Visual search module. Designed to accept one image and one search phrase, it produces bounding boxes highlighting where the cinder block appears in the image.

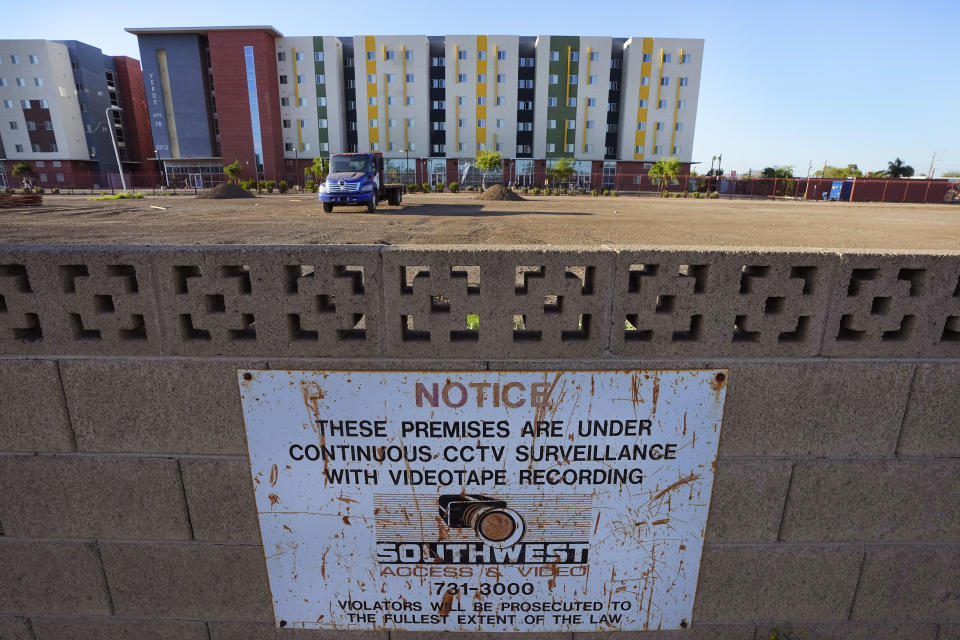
[151,246,383,357]
[705,460,792,543]
[0,359,73,452]
[0,247,163,356]
[781,460,960,542]
[573,624,755,639]
[610,249,837,358]
[899,364,960,456]
[924,260,960,358]
[60,359,263,454]
[720,362,913,456]
[822,254,957,358]
[396,634,569,640]
[180,458,260,543]
[853,546,960,621]
[0,616,32,640]
[32,617,209,640]
[693,545,861,621]
[0,455,190,539]
[209,621,388,640]
[756,622,937,640]
[939,624,960,640]
[100,542,271,619]
[382,246,615,359]
[0,540,111,615]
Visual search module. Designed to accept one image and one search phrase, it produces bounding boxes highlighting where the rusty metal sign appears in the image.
[238,369,727,632]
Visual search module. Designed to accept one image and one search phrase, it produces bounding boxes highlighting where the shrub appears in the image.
[532,187,541,195]
[239,179,254,191]
[448,181,459,193]
[434,183,444,193]
[265,180,277,193]
[51,187,60,194]
[421,183,430,193]
[88,192,144,201]
[4,187,13,194]
[305,180,316,193]
[522,187,529,194]
[34,187,45,194]
[693,191,701,199]
[20,187,34,194]
[277,180,289,194]
[709,191,719,199]
[256,180,267,191]
[603,189,611,196]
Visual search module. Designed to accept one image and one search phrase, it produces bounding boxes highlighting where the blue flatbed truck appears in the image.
[317,152,405,212]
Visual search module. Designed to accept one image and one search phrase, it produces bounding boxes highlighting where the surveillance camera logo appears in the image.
[439,494,525,549]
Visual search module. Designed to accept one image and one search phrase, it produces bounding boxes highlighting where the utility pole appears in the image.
[804,160,812,200]
[927,151,936,179]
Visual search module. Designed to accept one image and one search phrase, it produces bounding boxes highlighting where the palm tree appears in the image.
[11,162,34,188]
[474,150,503,190]
[887,158,914,179]
[223,160,243,185]
[648,158,681,193]
[546,157,575,189]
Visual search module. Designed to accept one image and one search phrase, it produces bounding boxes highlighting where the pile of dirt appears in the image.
[197,183,255,199]
[475,184,525,201]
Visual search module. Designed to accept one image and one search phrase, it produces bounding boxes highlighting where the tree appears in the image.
[648,157,681,192]
[942,170,960,178]
[887,158,914,178]
[223,160,242,185]
[867,170,890,178]
[814,164,862,178]
[310,157,329,183]
[545,157,575,188]
[11,162,34,188]
[474,150,503,190]
[761,166,794,178]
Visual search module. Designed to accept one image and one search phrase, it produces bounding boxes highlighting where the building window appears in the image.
[283,119,291,128]
[433,121,446,130]
[497,50,506,60]
[405,73,414,82]
[640,77,649,86]
[16,78,25,87]
[2,99,11,108]
[678,99,687,109]
[35,161,44,167]
[609,81,619,90]
[386,96,396,105]
[405,50,413,61]
[367,74,376,83]
[457,50,467,60]
[496,118,504,128]
[477,96,486,106]
[10,55,19,64]
[29,55,39,64]
[457,73,467,83]
[346,100,355,109]
[298,97,306,106]
[279,75,288,84]
[385,50,395,60]
[637,122,646,131]
[518,144,532,154]
[408,142,416,151]
[21,99,30,109]
[519,79,533,89]
[369,118,378,127]
[565,143,575,152]
[550,51,559,61]
[432,143,446,153]
[547,97,557,107]
[642,53,652,63]
[296,74,304,84]
[32,144,41,152]
[549,74,559,84]
[654,145,662,155]
[317,96,326,106]
[569,75,578,85]
[567,98,576,107]
[385,73,395,83]
[368,96,377,105]
[38,173,47,182]
[457,96,464,105]
[301,142,311,151]
[406,118,415,127]
[318,118,328,127]
[681,53,691,63]
[432,100,446,109]
[52,161,61,167]
[294,51,303,61]
[608,103,618,112]
[497,73,506,83]
[457,142,465,152]
[277,52,286,61]
[346,80,355,88]
[655,121,663,131]
[298,119,307,128]
[519,57,535,67]
[477,50,486,61]
[388,142,397,151]
[547,143,555,152]
[638,99,648,108]
[319,142,329,151]
[432,57,445,66]
[345,58,354,68]
[367,51,376,60]
[569,51,579,62]
[658,99,667,109]
[673,146,681,155]
[477,73,486,82]
[349,122,356,131]
[14,144,23,152]
[315,51,324,62]
[432,79,445,88]
[370,142,379,151]
[0,79,6,88]
[675,122,683,131]
[634,145,644,154]
[547,119,556,129]
[281,97,290,106]
[496,96,505,106]
[477,118,485,127]
[477,142,485,151]
[284,143,294,151]
[495,142,503,151]
[518,101,532,110]
[679,77,689,86]
[567,120,575,129]
[9,121,17,130]
[662,53,672,63]
[607,123,618,132]
[587,98,596,107]
[588,75,597,84]
[316,74,326,84]
[610,58,621,69]
[26,121,36,130]
[56,173,64,182]
[585,120,594,129]
[585,144,593,153]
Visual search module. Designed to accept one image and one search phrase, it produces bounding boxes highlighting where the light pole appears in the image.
[400,147,410,184]
[105,106,127,192]
[155,148,168,188]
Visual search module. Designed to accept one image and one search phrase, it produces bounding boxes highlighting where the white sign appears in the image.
[238,369,727,632]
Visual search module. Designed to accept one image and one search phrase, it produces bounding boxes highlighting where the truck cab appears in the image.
[318,152,403,212]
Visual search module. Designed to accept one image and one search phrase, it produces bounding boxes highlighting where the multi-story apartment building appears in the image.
[128,27,703,189]
[0,39,155,189]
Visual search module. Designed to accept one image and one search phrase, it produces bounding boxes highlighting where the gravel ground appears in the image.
[0,192,957,250]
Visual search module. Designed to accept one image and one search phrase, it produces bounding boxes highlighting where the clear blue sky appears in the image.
[6,0,958,175]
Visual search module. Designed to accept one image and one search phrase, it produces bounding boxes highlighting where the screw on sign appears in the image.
[237,369,728,632]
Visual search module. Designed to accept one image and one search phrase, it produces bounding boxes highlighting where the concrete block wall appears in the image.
[1,245,958,640]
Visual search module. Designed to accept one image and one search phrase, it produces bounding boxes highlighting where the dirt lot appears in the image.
[0,192,958,250]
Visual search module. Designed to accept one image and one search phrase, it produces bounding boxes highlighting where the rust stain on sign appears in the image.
[651,473,700,503]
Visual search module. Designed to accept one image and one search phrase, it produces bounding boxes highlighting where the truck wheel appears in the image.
[366,196,377,213]
[322,202,333,213]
